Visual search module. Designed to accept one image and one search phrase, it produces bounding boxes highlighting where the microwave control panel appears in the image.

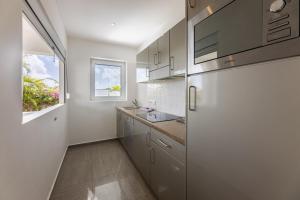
[263,0,299,45]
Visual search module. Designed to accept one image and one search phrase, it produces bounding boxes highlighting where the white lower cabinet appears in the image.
[131,119,151,183]
[122,113,134,156]
[117,111,186,200]
[150,141,186,200]
[149,129,186,200]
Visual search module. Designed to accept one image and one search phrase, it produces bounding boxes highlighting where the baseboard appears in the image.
[68,137,118,148]
[46,146,68,200]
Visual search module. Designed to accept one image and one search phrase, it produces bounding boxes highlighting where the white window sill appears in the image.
[22,104,64,124]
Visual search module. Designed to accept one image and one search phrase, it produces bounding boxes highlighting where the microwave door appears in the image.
[189,0,263,74]
[195,32,218,63]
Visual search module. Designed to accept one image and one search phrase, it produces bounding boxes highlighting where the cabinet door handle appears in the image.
[157,51,161,65]
[188,0,196,8]
[189,86,197,111]
[170,56,175,70]
[154,54,158,65]
[157,139,172,149]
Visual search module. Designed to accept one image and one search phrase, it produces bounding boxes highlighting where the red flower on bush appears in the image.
[50,91,59,100]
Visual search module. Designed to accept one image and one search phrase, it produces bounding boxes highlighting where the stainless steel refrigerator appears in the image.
[187,1,300,199]
[187,59,300,199]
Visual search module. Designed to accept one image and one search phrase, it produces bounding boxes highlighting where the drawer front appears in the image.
[151,128,185,164]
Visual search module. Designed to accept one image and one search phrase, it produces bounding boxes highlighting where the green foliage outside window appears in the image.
[23,64,59,112]
[111,85,121,91]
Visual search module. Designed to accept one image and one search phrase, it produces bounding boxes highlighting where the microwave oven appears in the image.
[188,0,300,74]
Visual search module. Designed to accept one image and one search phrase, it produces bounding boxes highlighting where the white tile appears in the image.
[137,79,185,116]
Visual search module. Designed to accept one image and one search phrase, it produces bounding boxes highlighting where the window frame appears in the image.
[22,1,66,123]
[90,58,127,102]
[22,1,66,62]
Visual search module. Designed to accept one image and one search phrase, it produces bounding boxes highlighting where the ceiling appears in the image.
[56,0,185,48]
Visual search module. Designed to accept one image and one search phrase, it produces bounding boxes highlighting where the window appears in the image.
[22,14,64,120]
[90,58,127,101]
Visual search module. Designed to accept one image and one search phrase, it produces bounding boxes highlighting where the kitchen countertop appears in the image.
[116,107,186,145]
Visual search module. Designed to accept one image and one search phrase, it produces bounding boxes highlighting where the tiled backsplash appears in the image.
[136,78,186,117]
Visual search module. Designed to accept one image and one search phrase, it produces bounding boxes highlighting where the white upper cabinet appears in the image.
[136,18,187,81]
[136,48,149,83]
[157,31,170,69]
[148,41,158,71]
[148,31,170,71]
[170,19,187,76]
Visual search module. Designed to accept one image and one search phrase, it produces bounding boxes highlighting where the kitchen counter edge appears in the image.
[116,107,186,145]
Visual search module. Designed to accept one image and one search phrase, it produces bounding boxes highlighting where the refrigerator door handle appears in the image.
[189,86,197,111]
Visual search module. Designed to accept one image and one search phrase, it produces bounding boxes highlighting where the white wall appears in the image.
[138,2,185,52]
[67,37,137,145]
[0,0,68,200]
[137,78,186,117]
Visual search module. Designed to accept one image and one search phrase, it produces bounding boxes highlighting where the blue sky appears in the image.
[39,55,59,81]
[95,64,120,89]
[23,54,59,87]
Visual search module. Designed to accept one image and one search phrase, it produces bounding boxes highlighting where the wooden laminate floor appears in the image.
[50,140,156,200]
